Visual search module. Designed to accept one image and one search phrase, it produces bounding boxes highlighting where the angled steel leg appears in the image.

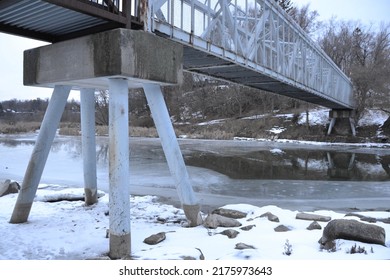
[80,88,98,205]
[143,83,201,227]
[327,118,336,136]
[10,85,71,224]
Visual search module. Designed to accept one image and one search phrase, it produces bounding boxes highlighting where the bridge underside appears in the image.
[183,47,348,109]
[0,0,140,42]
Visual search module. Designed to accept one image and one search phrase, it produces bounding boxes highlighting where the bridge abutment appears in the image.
[327,109,356,136]
[12,28,200,259]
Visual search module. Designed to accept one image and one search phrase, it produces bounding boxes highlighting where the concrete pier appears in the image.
[23,28,183,89]
[17,28,197,258]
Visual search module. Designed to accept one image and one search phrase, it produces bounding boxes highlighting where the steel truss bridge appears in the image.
[0,0,354,108]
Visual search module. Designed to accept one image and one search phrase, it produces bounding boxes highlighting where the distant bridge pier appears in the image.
[327,109,356,136]
[11,28,199,259]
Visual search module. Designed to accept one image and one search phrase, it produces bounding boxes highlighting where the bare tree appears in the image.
[319,21,390,119]
[95,90,109,125]
[289,3,320,34]
[275,0,294,13]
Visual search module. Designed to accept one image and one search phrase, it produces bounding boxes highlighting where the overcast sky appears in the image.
[0,0,389,102]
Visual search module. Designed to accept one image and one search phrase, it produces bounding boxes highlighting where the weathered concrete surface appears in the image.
[24,28,183,88]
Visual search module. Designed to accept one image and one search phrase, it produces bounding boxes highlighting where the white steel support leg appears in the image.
[143,84,201,227]
[327,118,336,136]
[349,117,356,136]
[80,88,98,205]
[108,78,131,259]
[10,85,71,223]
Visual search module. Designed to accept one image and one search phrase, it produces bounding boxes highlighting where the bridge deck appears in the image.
[0,0,140,42]
[183,46,345,109]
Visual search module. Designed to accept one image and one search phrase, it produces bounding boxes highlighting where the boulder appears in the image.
[204,214,242,229]
[235,243,256,250]
[219,229,240,239]
[240,224,256,231]
[260,212,280,222]
[296,212,331,222]
[274,225,291,232]
[144,232,166,245]
[319,219,386,246]
[307,221,322,230]
[212,208,247,219]
[0,179,19,197]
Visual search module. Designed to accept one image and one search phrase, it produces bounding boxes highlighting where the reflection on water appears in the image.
[1,135,390,183]
[184,149,390,181]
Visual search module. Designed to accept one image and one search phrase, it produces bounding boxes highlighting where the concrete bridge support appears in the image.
[13,28,199,259]
[327,109,356,136]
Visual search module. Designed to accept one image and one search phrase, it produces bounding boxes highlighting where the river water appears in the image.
[1,133,389,212]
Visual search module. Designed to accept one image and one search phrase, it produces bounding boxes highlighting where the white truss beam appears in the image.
[149,0,354,109]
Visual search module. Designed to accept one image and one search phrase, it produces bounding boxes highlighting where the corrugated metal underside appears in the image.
[0,0,121,41]
[183,46,348,109]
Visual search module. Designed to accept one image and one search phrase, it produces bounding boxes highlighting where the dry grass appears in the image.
[130,126,158,138]
[0,122,41,134]
[58,124,159,138]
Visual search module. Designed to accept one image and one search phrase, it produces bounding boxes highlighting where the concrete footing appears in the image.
[183,204,203,227]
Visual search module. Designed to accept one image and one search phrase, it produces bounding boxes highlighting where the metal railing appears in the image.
[87,0,121,13]
[147,0,354,108]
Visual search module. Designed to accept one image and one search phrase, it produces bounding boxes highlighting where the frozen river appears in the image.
[1,133,390,212]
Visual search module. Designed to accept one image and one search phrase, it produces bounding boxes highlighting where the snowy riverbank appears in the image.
[0,185,389,260]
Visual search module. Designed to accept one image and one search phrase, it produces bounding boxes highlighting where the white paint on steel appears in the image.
[143,83,198,205]
[80,88,98,205]
[10,85,71,223]
[108,78,131,256]
[148,0,354,109]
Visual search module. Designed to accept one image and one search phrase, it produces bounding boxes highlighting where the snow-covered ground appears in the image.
[0,185,389,260]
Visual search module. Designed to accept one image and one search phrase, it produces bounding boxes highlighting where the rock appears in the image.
[307,221,322,230]
[235,243,256,250]
[345,213,390,224]
[219,229,240,239]
[319,219,386,246]
[0,179,19,197]
[296,212,331,222]
[274,225,291,232]
[379,218,390,224]
[204,214,242,229]
[320,240,337,251]
[260,212,280,222]
[144,232,166,245]
[240,224,256,231]
[212,208,247,219]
